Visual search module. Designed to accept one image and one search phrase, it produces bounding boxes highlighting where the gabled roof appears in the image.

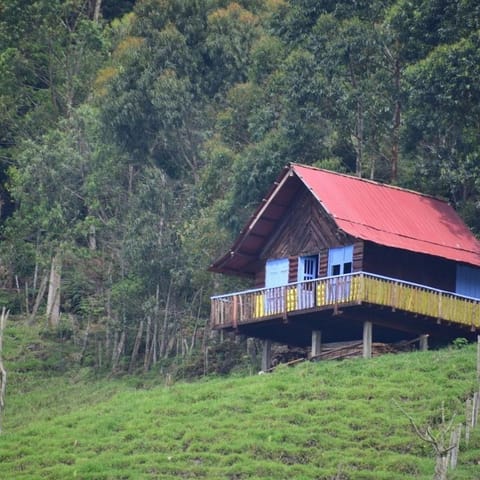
[210,163,480,275]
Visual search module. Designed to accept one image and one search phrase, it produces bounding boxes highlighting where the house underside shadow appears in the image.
[227,304,477,349]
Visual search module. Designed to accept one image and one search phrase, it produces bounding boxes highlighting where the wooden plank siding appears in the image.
[319,249,328,277]
[263,189,350,259]
[253,189,360,288]
[289,256,298,284]
[353,241,364,272]
[211,272,480,332]
[363,243,456,292]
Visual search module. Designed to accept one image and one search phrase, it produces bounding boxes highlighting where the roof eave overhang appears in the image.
[208,164,301,276]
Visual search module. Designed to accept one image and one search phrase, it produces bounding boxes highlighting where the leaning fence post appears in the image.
[465,397,472,445]
[477,335,480,385]
[473,391,479,429]
[448,424,462,470]
[0,307,9,433]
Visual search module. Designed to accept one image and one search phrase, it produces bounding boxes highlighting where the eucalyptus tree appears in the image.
[385,0,480,229]
[403,33,480,231]
[4,111,96,325]
[0,0,108,134]
[94,0,264,368]
[0,0,110,232]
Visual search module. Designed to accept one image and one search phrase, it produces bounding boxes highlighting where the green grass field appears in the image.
[1,321,479,479]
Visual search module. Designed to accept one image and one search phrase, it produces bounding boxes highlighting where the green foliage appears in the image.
[0,0,108,136]
[2,0,480,374]
[451,337,469,350]
[205,3,261,92]
[402,31,480,228]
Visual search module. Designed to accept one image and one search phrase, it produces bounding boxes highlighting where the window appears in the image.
[328,246,354,276]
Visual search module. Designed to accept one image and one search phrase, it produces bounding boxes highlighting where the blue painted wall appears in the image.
[456,264,480,299]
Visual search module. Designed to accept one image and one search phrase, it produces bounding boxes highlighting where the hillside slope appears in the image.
[1,322,479,479]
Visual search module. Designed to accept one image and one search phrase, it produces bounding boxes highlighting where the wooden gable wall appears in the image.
[254,187,363,287]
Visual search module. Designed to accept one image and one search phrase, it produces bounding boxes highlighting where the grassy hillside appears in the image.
[1,321,479,479]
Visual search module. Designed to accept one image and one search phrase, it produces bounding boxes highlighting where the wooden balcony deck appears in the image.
[211,272,480,331]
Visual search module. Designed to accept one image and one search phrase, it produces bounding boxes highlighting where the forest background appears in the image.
[0,0,479,375]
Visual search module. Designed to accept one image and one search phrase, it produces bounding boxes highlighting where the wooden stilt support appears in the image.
[419,334,429,351]
[262,339,272,372]
[363,321,372,359]
[311,330,322,358]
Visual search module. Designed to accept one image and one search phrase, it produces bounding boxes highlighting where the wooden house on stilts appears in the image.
[209,163,480,370]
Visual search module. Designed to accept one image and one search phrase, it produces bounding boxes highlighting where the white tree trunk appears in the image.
[46,253,62,327]
[93,0,102,22]
[434,454,448,480]
[28,273,48,325]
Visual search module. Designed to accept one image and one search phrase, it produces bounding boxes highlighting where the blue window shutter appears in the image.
[265,258,289,288]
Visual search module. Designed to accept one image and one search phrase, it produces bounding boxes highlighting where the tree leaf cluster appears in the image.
[1,0,479,372]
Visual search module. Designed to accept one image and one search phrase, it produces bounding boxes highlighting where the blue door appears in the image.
[265,258,289,314]
[298,255,319,309]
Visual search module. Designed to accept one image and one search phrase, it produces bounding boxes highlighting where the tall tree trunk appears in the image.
[93,0,102,22]
[28,273,48,325]
[111,328,126,373]
[391,57,401,182]
[88,225,97,251]
[152,316,158,366]
[160,281,172,358]
[355,99,364,178]
[189,289,203,354]
[143,316,152,372]
[46,253,62,327]
[129,319,144,373]
[79,321,91,365]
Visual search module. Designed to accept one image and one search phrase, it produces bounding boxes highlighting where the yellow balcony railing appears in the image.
[210,272,480,330]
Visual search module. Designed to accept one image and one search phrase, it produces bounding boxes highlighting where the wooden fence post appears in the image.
[465,397,472,445]
[473,392,479,429]
[477,335,480,385]
[0,308,9,433]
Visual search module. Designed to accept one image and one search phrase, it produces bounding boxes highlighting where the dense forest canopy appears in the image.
[0,0,479,372]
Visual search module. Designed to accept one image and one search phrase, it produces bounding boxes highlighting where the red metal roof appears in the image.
[210,163,480,274]
[293,164,480,267]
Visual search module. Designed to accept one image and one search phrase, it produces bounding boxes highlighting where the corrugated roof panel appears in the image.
[210,164,480,275]
[292,164,480,267]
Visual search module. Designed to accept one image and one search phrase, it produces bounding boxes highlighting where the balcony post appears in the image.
[262,339,272,372]
[311,330,322,358]
[363,321,372,359]
[232,295,238,328]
